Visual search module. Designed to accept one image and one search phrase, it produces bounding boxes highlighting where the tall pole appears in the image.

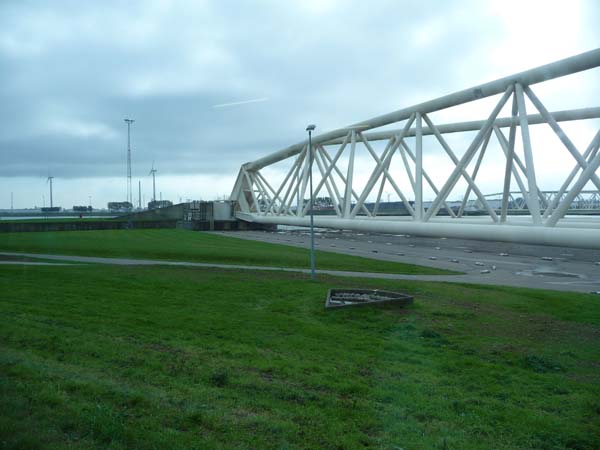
[11,192,13,210]
[124,118,134,205]
[47,176,54,208]
[307,124,316,280]
[152,172,156,202]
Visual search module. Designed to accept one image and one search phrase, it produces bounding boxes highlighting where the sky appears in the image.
[0,0,599,209]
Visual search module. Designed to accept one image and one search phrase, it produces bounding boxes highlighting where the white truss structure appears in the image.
[231,49,600,249]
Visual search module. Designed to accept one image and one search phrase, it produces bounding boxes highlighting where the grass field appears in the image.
[0,229,456,275]
[1,263,599,449]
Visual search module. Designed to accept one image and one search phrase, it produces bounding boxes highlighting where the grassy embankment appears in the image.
[0,229,456,275]
[1,263,599,449]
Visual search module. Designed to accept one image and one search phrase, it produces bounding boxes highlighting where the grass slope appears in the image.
[0,229,456,275]
[1,264,599,449]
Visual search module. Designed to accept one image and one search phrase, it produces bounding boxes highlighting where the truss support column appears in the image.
[415,112,423,221]
[500,92,518,222]
[344,130,357,218]
[515,83,542,224]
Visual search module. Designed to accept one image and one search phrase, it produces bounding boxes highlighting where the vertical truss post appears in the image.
[415,112,423,221]
[500,93,519,222]
[515,83,542,224]
[344,130,357,217]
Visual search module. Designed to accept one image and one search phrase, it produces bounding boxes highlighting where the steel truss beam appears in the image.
[231,49,600,248]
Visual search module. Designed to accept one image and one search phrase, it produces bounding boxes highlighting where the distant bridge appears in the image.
[231,49,600,249]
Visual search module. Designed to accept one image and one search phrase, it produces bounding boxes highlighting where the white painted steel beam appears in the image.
[237,213,600,249]
[324,107,600,145]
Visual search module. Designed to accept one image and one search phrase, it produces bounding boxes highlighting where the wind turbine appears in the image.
[149,162,157,203]
[46,176,54,208]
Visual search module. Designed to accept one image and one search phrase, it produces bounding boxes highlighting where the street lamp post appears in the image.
[124,118,135,206]
[306,124,316,280]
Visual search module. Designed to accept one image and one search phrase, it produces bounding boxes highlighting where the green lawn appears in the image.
[0,229,456,275]
[1,264,598,449]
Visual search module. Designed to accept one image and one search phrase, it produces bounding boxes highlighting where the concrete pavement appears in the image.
[209,229,600,293]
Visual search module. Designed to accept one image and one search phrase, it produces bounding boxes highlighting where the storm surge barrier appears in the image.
[231,49,600,248]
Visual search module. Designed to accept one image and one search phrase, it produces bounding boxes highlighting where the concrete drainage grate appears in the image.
[325,289,413,309]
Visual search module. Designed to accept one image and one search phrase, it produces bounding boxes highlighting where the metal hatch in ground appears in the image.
[325,289,413,309]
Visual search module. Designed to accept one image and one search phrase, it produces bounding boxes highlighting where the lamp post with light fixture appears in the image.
[306,124,316,280]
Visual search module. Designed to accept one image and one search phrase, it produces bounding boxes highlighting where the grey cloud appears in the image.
[0,0,596,206]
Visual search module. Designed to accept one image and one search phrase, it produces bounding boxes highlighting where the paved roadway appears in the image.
[212,229,600,293]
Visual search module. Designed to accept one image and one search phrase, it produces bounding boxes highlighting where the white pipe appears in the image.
[238,213,600,249]
[324,107,600,145]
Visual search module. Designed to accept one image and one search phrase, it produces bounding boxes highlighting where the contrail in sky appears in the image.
[212,97,269,108]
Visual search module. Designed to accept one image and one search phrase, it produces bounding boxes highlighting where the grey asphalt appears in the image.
[209,229,600,293]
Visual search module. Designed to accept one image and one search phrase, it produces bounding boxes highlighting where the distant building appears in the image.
[108,202,133,212]
[148,200,173,210]
[41,206,61,213]
[73,205,92,212]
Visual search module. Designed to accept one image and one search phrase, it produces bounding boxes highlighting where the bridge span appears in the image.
[231,49,600,249]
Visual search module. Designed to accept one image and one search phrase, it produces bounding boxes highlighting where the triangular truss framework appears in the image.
[230,49,600,248]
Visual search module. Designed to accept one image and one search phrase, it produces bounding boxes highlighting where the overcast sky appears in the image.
[1,0,599,209]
